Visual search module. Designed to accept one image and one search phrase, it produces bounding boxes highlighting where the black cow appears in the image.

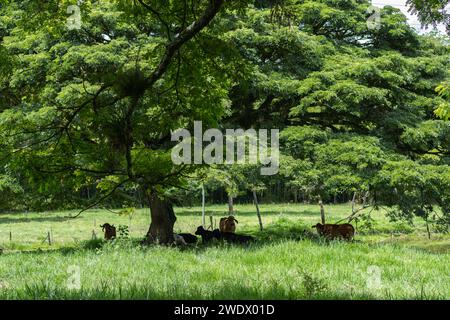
[177,233,198,244]
[195,226,216,243]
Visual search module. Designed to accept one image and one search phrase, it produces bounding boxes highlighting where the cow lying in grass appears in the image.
[177,233,198,244]
[312,223,355,241]
[219,216,238,233]
[174,233,198,245]
[212,229,255,244]
[100,223,116,240]
[195,226,254,244]
[195,226,216,243]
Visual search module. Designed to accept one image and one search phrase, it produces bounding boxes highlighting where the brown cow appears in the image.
[219,216,239,233]
[100,223,116,240]
[312,223,355,241]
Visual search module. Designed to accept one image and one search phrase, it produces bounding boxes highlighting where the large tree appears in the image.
[0,0,246,243]
[220,0,449,227]
[1,0,449,237]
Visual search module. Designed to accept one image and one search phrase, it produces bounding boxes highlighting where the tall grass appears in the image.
[0,204,448,299]
[0,237,448,299]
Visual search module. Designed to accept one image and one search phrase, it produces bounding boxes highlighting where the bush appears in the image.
[256,217,319,242]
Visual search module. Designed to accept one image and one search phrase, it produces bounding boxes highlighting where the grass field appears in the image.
[0,203,449,299]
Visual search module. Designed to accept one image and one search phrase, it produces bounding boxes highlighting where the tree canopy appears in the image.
[0,0,448,240]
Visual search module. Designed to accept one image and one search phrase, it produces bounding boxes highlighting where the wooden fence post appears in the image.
[253,190,263,231]
[209,215,214,230]
[319,198,325,224]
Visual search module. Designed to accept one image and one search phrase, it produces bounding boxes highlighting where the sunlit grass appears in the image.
[0,203,448,299]
[0,203,447,252]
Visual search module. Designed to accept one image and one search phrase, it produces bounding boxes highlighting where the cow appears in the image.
[100,223,116,240]
[195,226,217,243]
[174,234,188,246]
[212,229,255,244]
[312,223,355,241]
[176,233,198,244]
[219,216,239,233]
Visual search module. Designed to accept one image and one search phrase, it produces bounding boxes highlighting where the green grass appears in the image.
[0,203,449,299]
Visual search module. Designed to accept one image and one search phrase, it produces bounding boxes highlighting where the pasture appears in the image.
[0,203,449,299]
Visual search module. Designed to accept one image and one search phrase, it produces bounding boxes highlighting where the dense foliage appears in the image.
[0,0,448,234]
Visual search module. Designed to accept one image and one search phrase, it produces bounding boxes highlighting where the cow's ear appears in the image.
[234,219,238,224]
[311,225,316,228]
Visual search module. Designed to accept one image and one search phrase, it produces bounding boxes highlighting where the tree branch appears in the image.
[144,0,225,89]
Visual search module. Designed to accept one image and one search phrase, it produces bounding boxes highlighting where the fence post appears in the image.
[253,190,263,231]
[209,215,214,230]
[319,198,326,224]
[128,216,131,235]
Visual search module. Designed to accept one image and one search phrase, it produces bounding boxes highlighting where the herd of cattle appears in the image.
[101,215,356,245]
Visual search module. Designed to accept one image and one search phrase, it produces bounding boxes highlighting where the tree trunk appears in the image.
[319,198,325,224]
[144,192,176,244]
[253,190,263,231]
[228,195,234,215]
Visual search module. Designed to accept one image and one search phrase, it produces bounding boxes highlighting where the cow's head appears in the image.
[312,223,324,231]
[195,226,206,235]
[227,216,238,224]
[101,223,111,231]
